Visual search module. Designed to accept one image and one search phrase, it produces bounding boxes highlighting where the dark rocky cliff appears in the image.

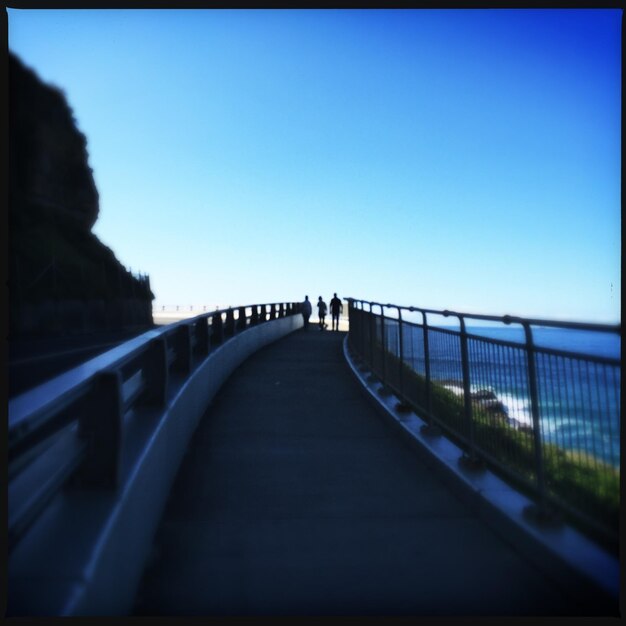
[9,53,154,337]
[9,53,100,231]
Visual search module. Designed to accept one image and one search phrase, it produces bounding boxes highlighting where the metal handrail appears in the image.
[8,301,301,551]
[346,298,621,334]
[346,297,620,551]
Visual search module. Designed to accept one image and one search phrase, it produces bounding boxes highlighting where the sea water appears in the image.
[383,321,621,467]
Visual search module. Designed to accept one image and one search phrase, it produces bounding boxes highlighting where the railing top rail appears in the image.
[165,301,293,320]
[346,297,621,334]
[9,328,162,432]
[9,301,297,433]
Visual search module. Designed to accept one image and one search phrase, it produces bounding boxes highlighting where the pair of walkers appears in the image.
[301,293,343,331]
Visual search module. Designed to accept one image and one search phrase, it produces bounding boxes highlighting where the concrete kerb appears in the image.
[342,337,619,611]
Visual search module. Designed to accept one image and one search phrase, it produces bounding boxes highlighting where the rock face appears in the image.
[9,53,154,337]
[9,53,99,231]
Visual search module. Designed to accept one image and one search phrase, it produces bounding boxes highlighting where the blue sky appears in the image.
[8,9,621,322]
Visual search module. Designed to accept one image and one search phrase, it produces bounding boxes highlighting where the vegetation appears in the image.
[10,209,152,303]
[9,52,153,337]
[376,348,619,550]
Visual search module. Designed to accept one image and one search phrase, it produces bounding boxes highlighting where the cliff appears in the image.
[9,53,154,337]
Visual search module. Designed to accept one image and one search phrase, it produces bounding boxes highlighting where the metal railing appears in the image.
[346,298,620,551]
[8,301,301,552]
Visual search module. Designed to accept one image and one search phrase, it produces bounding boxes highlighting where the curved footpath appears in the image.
[132,329,591,616]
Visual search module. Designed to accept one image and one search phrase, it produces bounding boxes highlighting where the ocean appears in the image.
[382,322,621,467]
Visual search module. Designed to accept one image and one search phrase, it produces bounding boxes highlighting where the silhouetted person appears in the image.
[301,295,312,330]
[317,296,327,331]
[330,293,343,331]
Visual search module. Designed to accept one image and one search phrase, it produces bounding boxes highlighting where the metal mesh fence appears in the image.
[347,299,620,550]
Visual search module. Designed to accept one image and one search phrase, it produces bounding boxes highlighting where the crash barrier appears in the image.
[8,302,303,615]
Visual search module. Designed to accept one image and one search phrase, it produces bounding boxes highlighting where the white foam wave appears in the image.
[497,392,533,428]
[440,383,534,428]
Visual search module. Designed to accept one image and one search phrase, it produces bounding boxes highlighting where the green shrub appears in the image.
[377,348,619,548]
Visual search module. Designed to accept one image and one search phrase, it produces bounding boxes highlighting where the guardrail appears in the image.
[8,303,301,614]
[8,302,301,557]
[346,298,620,551]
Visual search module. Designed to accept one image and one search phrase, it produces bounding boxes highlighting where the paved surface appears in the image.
[132,329,579,616]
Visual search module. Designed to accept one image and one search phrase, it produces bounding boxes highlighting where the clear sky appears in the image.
[8,8,622,322]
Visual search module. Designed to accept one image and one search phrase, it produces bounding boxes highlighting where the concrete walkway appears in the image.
[132,329,580,616]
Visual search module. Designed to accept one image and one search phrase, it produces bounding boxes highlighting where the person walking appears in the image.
[317,296,327,331]
[301,295,312,330]
[330,293,343,331]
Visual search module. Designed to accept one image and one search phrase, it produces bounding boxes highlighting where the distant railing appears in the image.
[346,298,620,551]
[8,302,301,552]
[154,304,223,315]
[153,303,351,321]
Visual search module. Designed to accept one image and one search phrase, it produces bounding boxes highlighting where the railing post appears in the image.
[142,337,169,405]
[237,306,247,331]
[173,324,192,373]
[347,299,355,351]
[395,306,411,412]
[78,369,123,488]
[347,298,356,350]
[380,304,386,385]
[278,303,284,318]
[418,310,439,436]
[225,307,235,337]
[251,306,259,326]
[350,300,357,352]
[194,316,209,356]
[211,311,224,345]
[397,306,404,397]
[459,315,479,465]
[356,300,362,353]
[422,310,438,434]
[523,321,548,516]
[368,302,376,372]
[262,304,269,322]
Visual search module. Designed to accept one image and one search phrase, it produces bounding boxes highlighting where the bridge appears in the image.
[7,301,620,616]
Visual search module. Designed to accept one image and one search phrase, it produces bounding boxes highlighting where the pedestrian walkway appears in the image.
[132,329,580,616]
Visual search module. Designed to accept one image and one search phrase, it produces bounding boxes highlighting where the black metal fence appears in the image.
[347,298,620,551]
